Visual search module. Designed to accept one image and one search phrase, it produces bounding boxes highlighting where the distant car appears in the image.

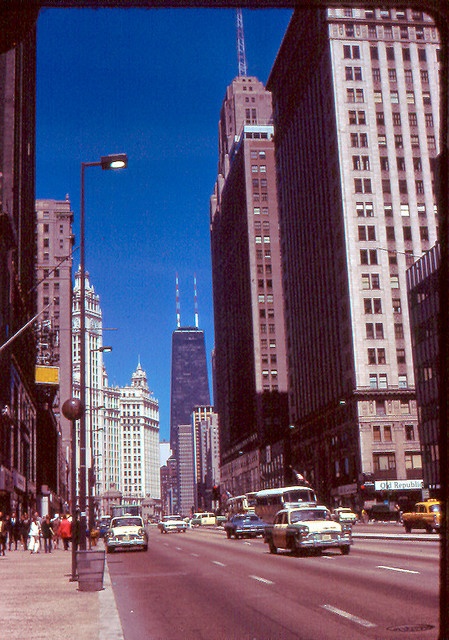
[402,500,442,533]
[190,512,216,526]
[106,515,148,553]
[224,513,267,539]
[99,516,111,538]
[332,507,358,525]
[157,515,187,534]
[368,504,401,522]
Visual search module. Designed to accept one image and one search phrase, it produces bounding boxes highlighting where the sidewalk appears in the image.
[0,540,124,640]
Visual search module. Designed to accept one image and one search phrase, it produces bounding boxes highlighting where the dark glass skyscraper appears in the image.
[170,327,210,458]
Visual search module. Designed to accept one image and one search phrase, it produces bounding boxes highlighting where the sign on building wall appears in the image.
[35,365,59,385]
[374,479,423,492]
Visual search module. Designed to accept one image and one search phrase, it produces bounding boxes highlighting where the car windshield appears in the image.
[112,517,141,528]
[290,509,330,522]
[430,504,441,513]
[165,516,181,521]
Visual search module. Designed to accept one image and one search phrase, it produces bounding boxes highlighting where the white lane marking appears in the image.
[377,565,420,574]
[249,575,274,585]
[175,547,182,551]
[212,560,226,567]
[191,553,200,557]
[321,604,376,628]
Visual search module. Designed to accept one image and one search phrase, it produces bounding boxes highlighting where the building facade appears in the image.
[267,7,440,510]
[119,362,161,504]
[169,325,210,513]
[407,243,440,494]
[35,197,74,514]
[0,29,38,517]
[192,405,220,511]
[210,76,289,496]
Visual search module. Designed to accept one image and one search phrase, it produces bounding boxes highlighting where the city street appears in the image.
[107,525,439,640]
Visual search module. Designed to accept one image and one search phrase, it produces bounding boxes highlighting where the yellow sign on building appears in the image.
[35,365,59,385]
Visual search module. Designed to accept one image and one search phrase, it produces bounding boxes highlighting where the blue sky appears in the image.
[36,7,293,442]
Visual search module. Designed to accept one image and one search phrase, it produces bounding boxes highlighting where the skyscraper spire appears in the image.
[176,273,181,328]
[236,8,248,77]
[194,273,199,329]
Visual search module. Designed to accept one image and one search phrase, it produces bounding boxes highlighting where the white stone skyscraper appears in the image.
[267,7,440,510]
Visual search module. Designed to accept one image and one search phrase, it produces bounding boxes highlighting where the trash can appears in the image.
[76,549,106,592]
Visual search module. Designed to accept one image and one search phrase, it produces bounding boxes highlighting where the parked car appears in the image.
[367,504,400,522]
[263,506,352,556]
[402,500,442,533]
[157,515,187,534]
[332,507,358,525]
[224,513,267,539]
[106,515,148,553]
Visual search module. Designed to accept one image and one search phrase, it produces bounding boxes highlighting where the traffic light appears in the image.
[212,485,220,501]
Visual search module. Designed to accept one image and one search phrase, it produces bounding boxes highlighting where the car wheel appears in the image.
[404,524,412,533]
[269,540,277,554]
[143,545,148,552]
[106,547,113,554]
[425,525,433,533]
[235,534,240,539]
[341,545,350,555]
[226,530,231,539]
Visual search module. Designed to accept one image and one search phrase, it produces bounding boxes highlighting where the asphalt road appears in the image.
[107,526,439,640]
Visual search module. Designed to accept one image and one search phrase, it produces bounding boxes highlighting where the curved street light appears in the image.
[79,154,127,551]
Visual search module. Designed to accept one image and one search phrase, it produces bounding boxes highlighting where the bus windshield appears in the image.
[254,485,317,523]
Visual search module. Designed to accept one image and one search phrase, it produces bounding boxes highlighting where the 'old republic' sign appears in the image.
[374,479,423,491]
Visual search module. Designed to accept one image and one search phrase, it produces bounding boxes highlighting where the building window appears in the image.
[420,226,429,241]
[370,46,379,60]
[373,453,396,471]
[402,47,411,61]
[394,135,403,148]
[427,135,436,150]
[384,204,393,217]
[378,135,387,146]
[386,47,395,61]
[399,180,408,194]
[366,323,374,339]
[376,322,384,339]
[405,425,415,441]
[397,348,406,363]
[418,48,427,62]
[405,453,422,470]
[388,68,397,82]
[393,298,402,314]
[425,113,434,127]
[421,69,429,83]
[390,91,399,104]
[395,323,404,339]
[413,157,422,172]
[369,374,378,389]
[380,156,389,171]
[401,204,410,216]
[392,112,401,126]
[423,92,432,105]
[386,224,395,239]
[390,275,400,289]
[403,226,412,241]
[373,426,381,442]
[382,179,391,194]
[374,90,383,103]
[384,426,392,442]
[416,180,425,195]
[379,374,388,388]
[372,68,381,82]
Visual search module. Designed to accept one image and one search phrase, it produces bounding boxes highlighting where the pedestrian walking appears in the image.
[9,511,20,550]
[20,513,30,551]
[0,512,6,556]
[41,514,54,553]
[28,514,41,554]
[58,514,72,551]
[52,514,61,549]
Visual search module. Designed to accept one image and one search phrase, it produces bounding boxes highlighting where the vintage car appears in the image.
[224,513,267,539]
[157,515,187,534]
[402,499,442,533]
[332,507,358,525]
[190,512,216,526]
[263,506,352,556]
[106,515,148,553]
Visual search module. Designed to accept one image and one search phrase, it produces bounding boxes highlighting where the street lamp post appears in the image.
[79,153,127,550]
[88,345,112,546]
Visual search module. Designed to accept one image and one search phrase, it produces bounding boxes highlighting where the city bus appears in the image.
[225,495,253,516]
[254,485,317,523]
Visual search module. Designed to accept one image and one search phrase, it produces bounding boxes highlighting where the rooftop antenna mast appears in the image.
[194,274,199,329]
[176,273,181,328]
[236,8,248,77]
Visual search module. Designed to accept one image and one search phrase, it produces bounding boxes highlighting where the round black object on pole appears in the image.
[62,398,84,421]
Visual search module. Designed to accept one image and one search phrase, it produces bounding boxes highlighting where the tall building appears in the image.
[169,316,211,512]
[119,362,160,503]
[35,197,74,513]
[407,243,440,494]
[210,75,289,496]
[0,28,38,516]
[267,7,440,510]
[192,405,220,511]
